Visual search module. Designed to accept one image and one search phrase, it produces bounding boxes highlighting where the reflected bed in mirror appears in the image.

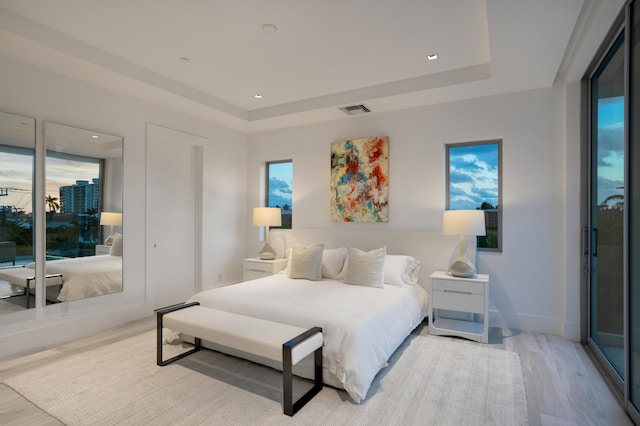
[43,122,123,304]
[0,111,36,314]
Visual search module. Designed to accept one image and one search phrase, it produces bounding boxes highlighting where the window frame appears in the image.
[445,139,502,253]
[265,159,292,229]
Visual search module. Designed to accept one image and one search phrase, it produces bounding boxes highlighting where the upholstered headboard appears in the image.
[270,229,466,288]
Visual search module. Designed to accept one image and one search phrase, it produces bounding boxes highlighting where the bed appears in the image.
[183,229,461,403]
[25,254,122,302]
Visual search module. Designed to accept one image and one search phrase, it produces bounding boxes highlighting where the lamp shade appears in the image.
[100,212,122,226]
[253,207,282,227]
[442,210,486,236]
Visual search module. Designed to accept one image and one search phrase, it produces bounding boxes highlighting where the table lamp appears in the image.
[100,212,122,245]
[253,207,282,260]
[442,210,486,278]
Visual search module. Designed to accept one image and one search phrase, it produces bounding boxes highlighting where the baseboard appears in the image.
[489,310,565,337]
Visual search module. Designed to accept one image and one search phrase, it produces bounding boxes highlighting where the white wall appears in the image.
[247,86,573,337]
[0,55,248,356]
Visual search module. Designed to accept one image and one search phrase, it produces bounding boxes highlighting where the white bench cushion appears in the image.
[0,268,63,288]
[163,306,322,365]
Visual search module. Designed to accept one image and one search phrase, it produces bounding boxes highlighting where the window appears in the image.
[446,140,502,251]
[0,144,34,264]
[46,151,102,258]
[266,160,292,229]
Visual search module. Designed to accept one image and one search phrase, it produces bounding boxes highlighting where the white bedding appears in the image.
[26,255,122,302]
[188,273,428,403]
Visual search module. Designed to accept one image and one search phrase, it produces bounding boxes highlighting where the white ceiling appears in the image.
[0,0,626,133]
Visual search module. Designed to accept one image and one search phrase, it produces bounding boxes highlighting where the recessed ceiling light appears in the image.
[92,135,99,139]
[262,23,277,33]
[254,94,263,99]
[427,53,438,61]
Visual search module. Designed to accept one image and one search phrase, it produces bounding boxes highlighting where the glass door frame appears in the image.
[584,3,637,422]
[586,25,626,395]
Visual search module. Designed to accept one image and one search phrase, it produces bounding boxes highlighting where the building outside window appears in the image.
[446,140,502,251]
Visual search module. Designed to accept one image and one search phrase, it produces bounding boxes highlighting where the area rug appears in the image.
[0,298,24,314]
[4,328,528,425]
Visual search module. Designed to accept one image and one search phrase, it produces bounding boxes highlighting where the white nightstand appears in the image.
[95,244,111,255]
[428,271,490,343]
[243,258,288,281]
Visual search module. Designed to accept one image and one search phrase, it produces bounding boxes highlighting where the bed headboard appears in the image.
[270,228,463,287]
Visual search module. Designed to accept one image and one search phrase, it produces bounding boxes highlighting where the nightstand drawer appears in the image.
[432,278,484,295]
[243,258,287,281]
[432,290,485,313]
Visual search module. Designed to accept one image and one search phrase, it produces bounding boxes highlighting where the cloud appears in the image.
[268,177,292,208]
[449,144,499,210]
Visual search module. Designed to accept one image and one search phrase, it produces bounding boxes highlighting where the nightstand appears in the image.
[428,271,490,343]
[95,244,111,255]
[243,258,288,281]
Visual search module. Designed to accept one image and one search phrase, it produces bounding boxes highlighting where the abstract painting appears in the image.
[330,136,389,222]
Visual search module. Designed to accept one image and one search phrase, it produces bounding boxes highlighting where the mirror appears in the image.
[44,122,123,304]
[0,111,36,313]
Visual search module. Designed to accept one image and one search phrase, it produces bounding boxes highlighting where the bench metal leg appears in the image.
[156,302,201,366]
[282,326,323,416]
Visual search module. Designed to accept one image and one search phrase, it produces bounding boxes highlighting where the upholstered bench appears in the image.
[0,268,63,308]
[156,302,323,416]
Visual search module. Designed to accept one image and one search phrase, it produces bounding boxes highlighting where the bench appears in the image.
[0,267,63,308]
[156,302,323,416]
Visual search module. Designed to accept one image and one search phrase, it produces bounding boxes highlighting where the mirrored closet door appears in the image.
[0,111,36,313]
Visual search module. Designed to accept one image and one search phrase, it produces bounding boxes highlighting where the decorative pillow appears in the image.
[322,247,348,279]
[343,246,386,288]
[109,234,123,256]
[288,243,324,281]
[384,255,422,286]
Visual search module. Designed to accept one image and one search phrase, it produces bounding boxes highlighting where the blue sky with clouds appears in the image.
[268,162,292,211]
[449,143,499,210]
[596,96,624,205]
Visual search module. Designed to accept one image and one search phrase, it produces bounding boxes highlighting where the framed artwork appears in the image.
[330,136,389,223]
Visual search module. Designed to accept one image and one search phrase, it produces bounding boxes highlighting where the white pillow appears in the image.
[109,234,123,256]
[288,243,324,281]
[343,246,386,288]
[322,247,347,279]
[384,255,422,286]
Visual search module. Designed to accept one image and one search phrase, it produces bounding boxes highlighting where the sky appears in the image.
[449,143,499,210]
[0,150,99,214]
[268,162,292,210]
[596,96,624,205]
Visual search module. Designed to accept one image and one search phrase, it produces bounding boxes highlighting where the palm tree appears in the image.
[45,195,59,220]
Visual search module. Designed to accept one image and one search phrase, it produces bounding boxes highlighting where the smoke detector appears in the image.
[339,104,371,116]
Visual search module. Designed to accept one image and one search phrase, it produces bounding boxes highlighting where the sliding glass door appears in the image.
[587,2,640,421]
[589,31,625,382]
[629,0,640,414]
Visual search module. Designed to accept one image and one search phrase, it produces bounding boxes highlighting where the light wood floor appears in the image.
[0,317,634,426]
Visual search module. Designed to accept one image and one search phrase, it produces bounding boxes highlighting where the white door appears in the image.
[146,124,203,309]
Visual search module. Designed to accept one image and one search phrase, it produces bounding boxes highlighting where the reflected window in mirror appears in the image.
[45,152,101,258]
[44,122,123,305]
[0,112,35,313]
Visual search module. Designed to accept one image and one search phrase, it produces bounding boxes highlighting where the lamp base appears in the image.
[448,260,476,278]
[259,242,276,260]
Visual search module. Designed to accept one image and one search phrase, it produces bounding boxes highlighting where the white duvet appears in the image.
[26,255,122,302]
[188,274,428,403]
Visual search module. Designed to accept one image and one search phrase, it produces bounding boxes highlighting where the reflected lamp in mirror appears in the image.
[253,207,281,260]
[442,210,486,278]
[100,212,122,245]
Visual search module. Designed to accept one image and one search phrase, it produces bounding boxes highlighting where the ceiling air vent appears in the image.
[340,104,371,116]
